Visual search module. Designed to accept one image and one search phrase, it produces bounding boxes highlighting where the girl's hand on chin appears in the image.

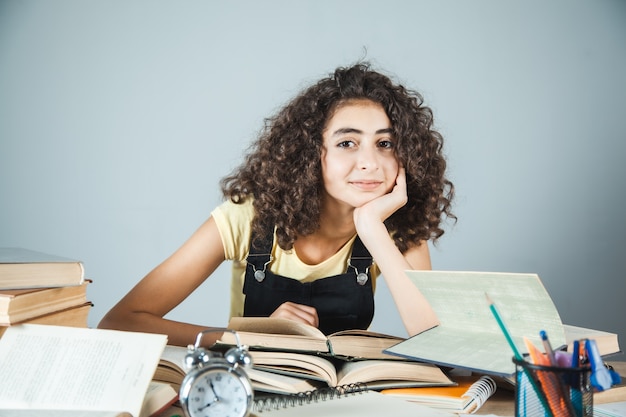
[353,167,408,230]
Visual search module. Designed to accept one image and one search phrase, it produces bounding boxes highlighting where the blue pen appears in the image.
[569,339,582,416]
[586,339,616,391]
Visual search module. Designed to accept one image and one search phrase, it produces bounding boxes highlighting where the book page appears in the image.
[385,271,565,376]
[0,324,167,416]
[247,367,320,394]
[388,327,523,376]
[229,316,326,339]
[250,350,337,385]
[159,344,188,373]
[139,382,177,417]
[336,359,452,386]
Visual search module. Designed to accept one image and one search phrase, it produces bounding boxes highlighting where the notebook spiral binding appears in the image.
[464,375,497,410]
[253,382,369,413]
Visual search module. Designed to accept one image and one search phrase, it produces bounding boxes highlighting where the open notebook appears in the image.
[251,389,456,417]
[384,271,566,376]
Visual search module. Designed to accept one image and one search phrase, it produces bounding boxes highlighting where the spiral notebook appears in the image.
[381,375,497,414]
[251,385,456,417]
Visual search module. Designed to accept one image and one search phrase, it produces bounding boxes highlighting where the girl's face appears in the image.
[321,99,399,210]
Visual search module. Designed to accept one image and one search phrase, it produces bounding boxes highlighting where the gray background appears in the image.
[1,1,624,360]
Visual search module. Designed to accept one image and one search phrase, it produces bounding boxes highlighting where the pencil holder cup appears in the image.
[513,357,592,417]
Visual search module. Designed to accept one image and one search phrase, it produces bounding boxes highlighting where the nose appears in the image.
[357,146,379,171]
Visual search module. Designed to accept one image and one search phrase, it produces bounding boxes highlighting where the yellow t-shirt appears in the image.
[211,199,379,319]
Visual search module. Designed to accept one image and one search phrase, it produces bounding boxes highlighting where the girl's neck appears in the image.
[318,197,357,240]
[293,201,356,265]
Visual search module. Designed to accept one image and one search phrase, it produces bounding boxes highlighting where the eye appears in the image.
[337,140,355,148]
[378,139,395,149]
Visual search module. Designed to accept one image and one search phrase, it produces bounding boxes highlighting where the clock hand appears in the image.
[196,380,221,411]
[197,398,218,412]
[209,380,221,401]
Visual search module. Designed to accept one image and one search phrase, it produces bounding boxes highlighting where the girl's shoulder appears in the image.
[212,198,255,260]
[214,197,254,218]
[213,198,255,232]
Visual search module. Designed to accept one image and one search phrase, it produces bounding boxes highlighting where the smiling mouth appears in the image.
[350,180,383,191]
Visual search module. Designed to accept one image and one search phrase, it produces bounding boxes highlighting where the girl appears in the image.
[98,63,455,346]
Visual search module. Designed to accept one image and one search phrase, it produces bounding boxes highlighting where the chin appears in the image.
[350,195,385,208]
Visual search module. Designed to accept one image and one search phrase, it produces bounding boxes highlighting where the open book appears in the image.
[141,382,178,417]
[381,375,498,414]
[154,345,319,395]
[248,350,453,390]
[384,271,567,377]
[384,271,622,378]
[154,344,452,396]
[0,324,168,417]
[219,316,403,360]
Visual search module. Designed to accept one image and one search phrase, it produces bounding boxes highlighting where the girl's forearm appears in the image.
[356,217,439,336]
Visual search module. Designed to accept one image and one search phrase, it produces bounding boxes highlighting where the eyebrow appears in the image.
[332,127,393,136]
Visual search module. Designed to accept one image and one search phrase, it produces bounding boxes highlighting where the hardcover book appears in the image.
[0,248,85,290]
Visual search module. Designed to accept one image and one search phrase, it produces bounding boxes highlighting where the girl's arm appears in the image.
[98,216,227,346]
[353,168,440,336]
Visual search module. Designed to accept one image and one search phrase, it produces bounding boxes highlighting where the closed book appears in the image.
[564,324,621,357]
[381,375,497,414]
[0,247,84,290]
[0,302,92,337]
[0,280,90,325]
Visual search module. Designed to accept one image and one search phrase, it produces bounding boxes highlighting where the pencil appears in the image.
[485,293,523,360]
[485,293,554,417]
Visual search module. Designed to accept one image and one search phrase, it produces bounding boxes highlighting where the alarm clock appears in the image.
[179,329,254,417]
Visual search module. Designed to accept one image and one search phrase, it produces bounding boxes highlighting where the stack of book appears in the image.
[154,316,456,397]
[0,247,93,337]
[152,317,499,415]
[152,270,623,415]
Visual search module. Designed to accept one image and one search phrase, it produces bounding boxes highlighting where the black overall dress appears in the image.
[243,231,375,335]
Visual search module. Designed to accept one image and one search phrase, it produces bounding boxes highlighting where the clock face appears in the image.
[182,366,253,417]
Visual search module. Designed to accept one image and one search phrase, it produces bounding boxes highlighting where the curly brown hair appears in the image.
[220,62,455,253]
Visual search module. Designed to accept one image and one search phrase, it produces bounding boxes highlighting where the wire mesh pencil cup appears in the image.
[514,357,593,417]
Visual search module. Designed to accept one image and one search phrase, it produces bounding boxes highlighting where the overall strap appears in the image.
[246,227,273,282]
[347,236,373,285]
